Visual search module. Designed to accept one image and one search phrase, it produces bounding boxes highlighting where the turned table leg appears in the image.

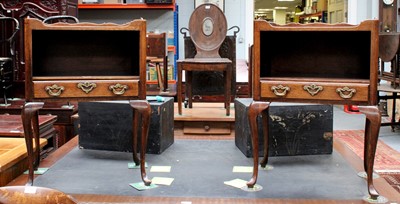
[187,71,193,109]
[247,101,270,188]
[225,66,231,116]
[177,62,183,115]
[358,105,381,200]
[129,100,152,186]
[21,102,44,186]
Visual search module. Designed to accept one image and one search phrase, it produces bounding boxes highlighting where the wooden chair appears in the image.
[180,26,239,102]
[177,3,232,116]
[0,16,19,106]
[0,186,77,204]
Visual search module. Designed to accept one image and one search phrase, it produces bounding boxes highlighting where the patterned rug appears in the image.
[334,130,400,193]
[334,130,400,171]
[379,173,400,194]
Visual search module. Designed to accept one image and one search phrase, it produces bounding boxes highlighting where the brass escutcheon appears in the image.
[303,84,323,96]
[323,132,333,141]
[45,84,65,97]
[109,83,128,95]
[336,87,356,99]
[77,82,97,94]
[271,84,290,97]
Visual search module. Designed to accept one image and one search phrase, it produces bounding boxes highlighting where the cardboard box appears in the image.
[317,0,327,12]
[148,64,173,81]
[104,0,122,3]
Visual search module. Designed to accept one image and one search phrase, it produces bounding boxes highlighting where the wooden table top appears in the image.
[378,83,400,93]
[0,115,57,137]
[0,137,47,172]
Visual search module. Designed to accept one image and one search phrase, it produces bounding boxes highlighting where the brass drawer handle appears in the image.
[271,85,290,97]
[303,84,323,96]
[336,87,356,99]
[45,84,64,97]
[109,83,128,95]
[77,82,97,94]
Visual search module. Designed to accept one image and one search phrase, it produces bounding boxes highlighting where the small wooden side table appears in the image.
[378,83,400,131]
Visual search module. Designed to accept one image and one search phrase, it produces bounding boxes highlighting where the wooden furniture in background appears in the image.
[378,33,400,87]
[0,186,77,204]
[147,32,168,91]
[248,45,253,97]
[377,83,400,131]
[0,16,19,106]
[180,26,239,102]
[0,114,57,153]
[248,20,381,201]
[0,99,78,148]
[377,0,400,88]
[0,0,78,98]
[379,0,397,33]
[0,138,47,186]
[177,3,232,116]
[23,18,151,186]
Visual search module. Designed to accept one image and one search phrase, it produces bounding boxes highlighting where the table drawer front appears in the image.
[33,80,139,98]
[260,81,369,102]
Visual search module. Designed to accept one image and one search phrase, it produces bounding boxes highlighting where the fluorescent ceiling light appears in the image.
[278,0,295,1]
[257,8,274,11]
[274,7,288,9]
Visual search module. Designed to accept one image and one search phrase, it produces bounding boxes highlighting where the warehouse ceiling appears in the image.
[255,0,303,13]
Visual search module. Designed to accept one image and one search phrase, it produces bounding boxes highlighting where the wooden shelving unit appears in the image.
[79,1,178,89]
[78,3,175,10]
[299,11,323,20]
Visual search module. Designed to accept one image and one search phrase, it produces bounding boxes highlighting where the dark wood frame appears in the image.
[22,18,151,187]
[379,0,398,32]
[247,20,382,201]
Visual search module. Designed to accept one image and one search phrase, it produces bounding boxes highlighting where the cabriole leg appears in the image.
[247,101,270,188]
[21,102,44,186]
[130,100,152,186]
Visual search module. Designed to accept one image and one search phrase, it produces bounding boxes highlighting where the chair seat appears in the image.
[177,58,231,64]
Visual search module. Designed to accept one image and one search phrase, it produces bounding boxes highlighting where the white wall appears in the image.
[347,0,378,24]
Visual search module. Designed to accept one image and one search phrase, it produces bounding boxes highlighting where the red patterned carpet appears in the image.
[334,130,400,171]
[380,173,400,194]
[335,130,400,193]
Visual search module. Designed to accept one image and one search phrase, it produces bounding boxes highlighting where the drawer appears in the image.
[33,80,139,99]
[260,81,369,103]
[183,121,231,135]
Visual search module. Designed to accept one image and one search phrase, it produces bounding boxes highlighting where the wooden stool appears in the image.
[148,57,165,91]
